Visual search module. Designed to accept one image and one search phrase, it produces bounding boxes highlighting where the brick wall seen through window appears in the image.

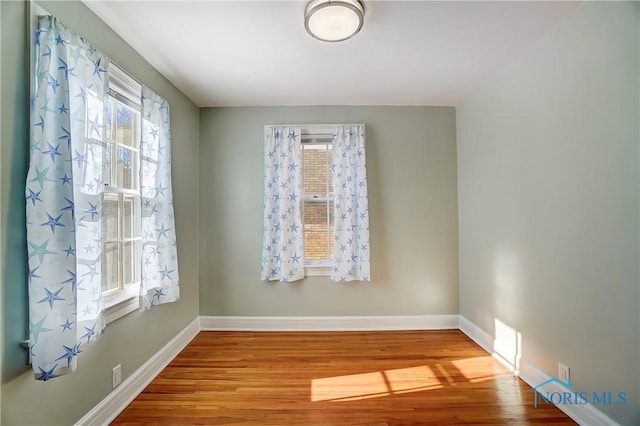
[302,144,334,261]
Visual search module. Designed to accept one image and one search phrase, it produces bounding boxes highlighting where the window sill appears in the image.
[305,265,331,277]
[104,286,139,324]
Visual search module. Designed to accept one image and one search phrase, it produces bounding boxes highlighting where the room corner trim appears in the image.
[458,316,621,426]
[74,318,201,426]
[199,315,460,331]
[458,315,494,353]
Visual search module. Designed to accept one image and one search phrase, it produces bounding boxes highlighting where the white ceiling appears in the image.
[83,1,581,107]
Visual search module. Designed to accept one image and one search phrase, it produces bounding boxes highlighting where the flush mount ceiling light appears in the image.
[304,0,364,42]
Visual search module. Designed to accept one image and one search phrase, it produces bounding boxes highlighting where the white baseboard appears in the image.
[459,315,494,353]
[199,315,460,331]
[458,316,620,426]
[75,318,200,426]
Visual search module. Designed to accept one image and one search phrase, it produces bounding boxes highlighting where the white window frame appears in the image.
[301,128,335,276]
[103,64,142,323]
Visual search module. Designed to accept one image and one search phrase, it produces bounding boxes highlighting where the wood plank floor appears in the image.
[112,330,575,425]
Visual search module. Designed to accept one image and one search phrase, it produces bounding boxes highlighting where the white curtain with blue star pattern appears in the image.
[261,126,305,282]
[26,15,109,380]
[26,15,180,381]
[139,86,180,309]
[331,126,370,282]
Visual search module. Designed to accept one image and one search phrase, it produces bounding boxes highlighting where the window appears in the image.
[103,65,143,321]
[301,129,334,275]
[261,124,369,282]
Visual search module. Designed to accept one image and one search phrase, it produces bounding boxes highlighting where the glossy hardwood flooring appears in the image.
[112,330,575,425]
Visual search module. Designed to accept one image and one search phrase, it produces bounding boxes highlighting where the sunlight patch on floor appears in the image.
[385,365,442,394]
[451,356,500,383]
[311,371,389,402]
[311,365,442,402]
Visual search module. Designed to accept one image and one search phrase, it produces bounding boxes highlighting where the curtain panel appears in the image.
[26,14,179,381]
[139,86,180,309]
[261,126,305,282]
[331,125,370,281]
[26,15,109,380]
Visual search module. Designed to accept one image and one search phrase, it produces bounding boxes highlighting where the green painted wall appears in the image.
[1,0,31,403]
[199,106,459,316]
[456,2,639,424]
[0,1,199,424]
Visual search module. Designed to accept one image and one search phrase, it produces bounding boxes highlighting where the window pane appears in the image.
[327,144,333,195]
[329,200,334,229]
[116,103,134,146]
[123,241,140,285]
[304,202,329,230]
[305,230,331,260]
[102,242,119,292]
[302,142,333,263]
[105,99,113,141]
[329,229,335,259]
[123,197,139,238]
[104,142,113,187]
[103,195,118,240]
[117,147,137,190]
[303,144,329,197]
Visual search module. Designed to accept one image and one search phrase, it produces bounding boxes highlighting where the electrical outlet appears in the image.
[558,362,570,384]
[112,364,122,389]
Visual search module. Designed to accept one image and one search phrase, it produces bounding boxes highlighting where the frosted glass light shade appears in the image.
[304,0,364,42]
